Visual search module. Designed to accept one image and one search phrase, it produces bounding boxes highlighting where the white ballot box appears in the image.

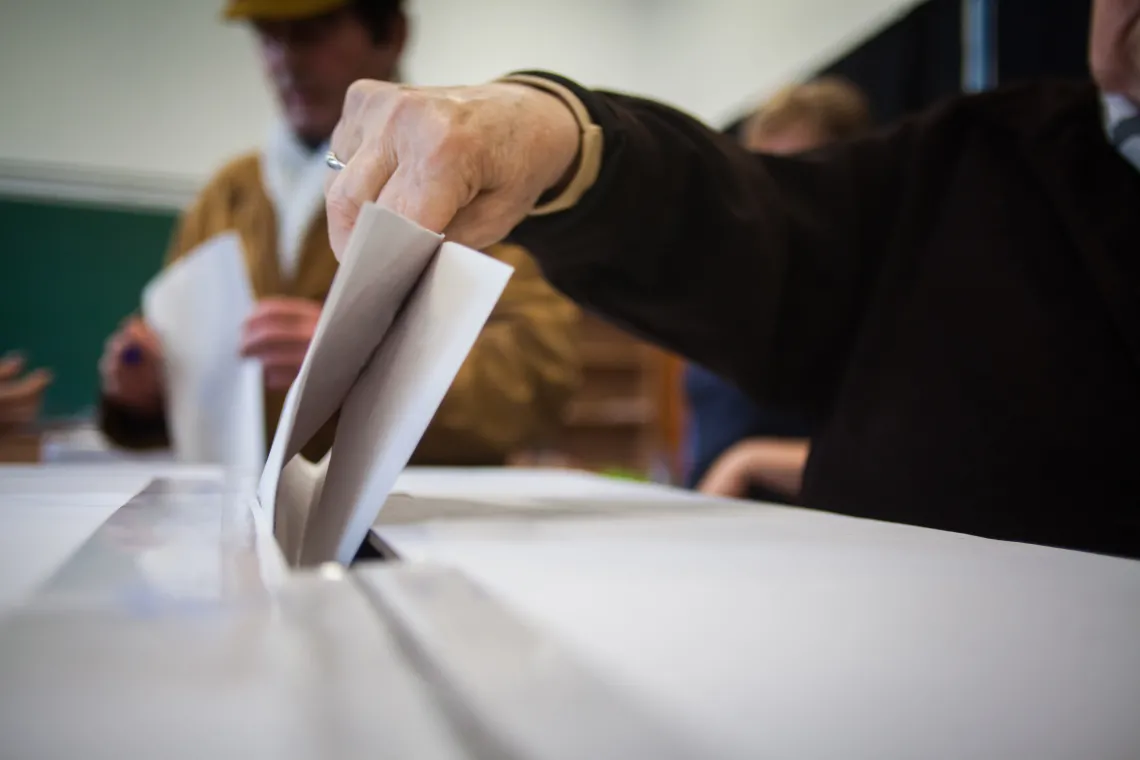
[3,461,1139,759]
[2,208,1137,759]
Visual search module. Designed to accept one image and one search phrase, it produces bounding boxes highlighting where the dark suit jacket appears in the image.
[512,76,1140,558]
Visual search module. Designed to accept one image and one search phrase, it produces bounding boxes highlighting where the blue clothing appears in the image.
[683,363,813,500]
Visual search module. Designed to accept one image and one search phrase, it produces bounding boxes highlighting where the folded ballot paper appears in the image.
[142,232,266,475]
[256,205,513,567]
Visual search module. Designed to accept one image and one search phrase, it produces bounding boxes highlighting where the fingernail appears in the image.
[122,344,143,366]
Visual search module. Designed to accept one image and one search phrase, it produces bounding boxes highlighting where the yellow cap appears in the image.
[223,0,350,21]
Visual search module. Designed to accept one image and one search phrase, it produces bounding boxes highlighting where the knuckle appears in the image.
[386,87,425,121]
[345,78,382,113]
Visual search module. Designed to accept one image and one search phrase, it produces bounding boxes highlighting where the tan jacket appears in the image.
[101,153,580,464]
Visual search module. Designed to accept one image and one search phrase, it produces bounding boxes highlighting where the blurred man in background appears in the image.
[688,78,870,501]
[98,0,579,465]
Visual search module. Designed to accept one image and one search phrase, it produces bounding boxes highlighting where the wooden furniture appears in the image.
[0,431,42,463]
[512,314,687,482]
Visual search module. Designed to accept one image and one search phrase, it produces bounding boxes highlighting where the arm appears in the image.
[509,73,915,419]
[698,438,810,500]
[324,75,925,418]
[411,243,580,465]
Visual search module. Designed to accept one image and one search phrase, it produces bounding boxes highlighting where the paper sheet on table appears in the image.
[141,233,265,475]
[257,204,513,566]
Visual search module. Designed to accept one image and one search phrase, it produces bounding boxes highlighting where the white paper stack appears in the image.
[141,233,266,476]
[257,205,513,567]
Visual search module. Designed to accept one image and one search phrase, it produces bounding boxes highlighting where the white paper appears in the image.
[258,205,512,566]
[142,233,265,475]
[257,204,441,533]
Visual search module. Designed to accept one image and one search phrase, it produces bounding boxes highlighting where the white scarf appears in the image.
[1103,93,1140,173]
[258,121,330,281]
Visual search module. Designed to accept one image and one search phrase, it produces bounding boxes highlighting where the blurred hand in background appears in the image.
[240,297,322,391]
[100,316,164,415]
[0,353,52,430]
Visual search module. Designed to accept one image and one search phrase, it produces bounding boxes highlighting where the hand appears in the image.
[0,353,52,430]
[697,438,810,500]
[325,79,581,254]
[100,317,164,414]
[240,297,321,391]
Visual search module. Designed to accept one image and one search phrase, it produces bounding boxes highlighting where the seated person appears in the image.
[0,353,51,431]
[98,0,579,465]
[686,78,871,502]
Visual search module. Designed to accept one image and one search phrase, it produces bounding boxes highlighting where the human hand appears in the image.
[100,317,164,414]
[325,79,581,254]
[697,438,810,500]
[0,353,52,430]
[240,297,321,391]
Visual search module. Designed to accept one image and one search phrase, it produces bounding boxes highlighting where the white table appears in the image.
[2,462,1139,759]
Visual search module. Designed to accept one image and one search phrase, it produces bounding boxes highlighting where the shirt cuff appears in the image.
[496,73,605,216]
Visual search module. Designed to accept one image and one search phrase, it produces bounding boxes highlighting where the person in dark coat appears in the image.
[686,77,872,503]
[323,0,1140,558]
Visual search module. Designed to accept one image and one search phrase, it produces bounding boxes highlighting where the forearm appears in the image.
[698,437,810,500]
[737,438,810,496]
[510,74,901,416]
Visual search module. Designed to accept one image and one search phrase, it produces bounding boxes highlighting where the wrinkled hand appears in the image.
[697,439,810,500]
[100,317,164,414]
[240,297,321,391]
[0,353,52,430]
[325,80,581,255]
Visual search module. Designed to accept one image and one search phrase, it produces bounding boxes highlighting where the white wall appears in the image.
[0,0,921,206]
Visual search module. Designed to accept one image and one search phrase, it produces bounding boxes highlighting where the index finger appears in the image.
[246,298,319,327]
[375,162,466,236]
[122,318,161,357]
[0,368,52,401]
[326,148,396,257]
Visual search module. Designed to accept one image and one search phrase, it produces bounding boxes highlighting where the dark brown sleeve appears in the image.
[98,397,169,450]
[508,72,917,421]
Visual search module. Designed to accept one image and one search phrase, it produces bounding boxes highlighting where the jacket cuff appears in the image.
[98,396,170,450]
[500,71,624,216]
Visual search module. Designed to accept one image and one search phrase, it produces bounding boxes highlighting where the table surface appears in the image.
[2,462,1139,759]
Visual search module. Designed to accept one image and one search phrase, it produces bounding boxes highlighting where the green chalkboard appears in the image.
[0,197,177,417]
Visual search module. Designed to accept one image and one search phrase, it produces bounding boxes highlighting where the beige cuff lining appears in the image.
[497,74,604,216]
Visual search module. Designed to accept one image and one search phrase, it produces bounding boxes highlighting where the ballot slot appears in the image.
[366,491,756,561]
